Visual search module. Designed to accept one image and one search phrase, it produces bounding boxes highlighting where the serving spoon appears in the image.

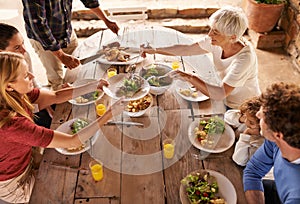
[146,73,171,82]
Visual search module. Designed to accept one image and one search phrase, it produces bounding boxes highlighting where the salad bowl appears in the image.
[139,63,173,95]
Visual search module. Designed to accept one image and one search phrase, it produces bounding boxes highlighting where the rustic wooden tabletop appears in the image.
[29,26,246,204]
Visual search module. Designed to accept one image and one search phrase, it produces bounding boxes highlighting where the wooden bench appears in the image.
[107,6,148,21]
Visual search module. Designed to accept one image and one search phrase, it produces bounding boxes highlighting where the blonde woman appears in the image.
[0,52,123,203]
[142,6,260,109]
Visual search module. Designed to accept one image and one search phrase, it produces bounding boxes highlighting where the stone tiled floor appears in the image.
[0,0,299,91]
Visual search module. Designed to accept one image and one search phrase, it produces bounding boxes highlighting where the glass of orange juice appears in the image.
[89,160,103,181]
[171,61,180,70]
[107,67,117,78]
[163,138,175,159]
[96,103,106,117]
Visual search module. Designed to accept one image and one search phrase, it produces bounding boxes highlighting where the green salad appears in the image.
[141,65,172,87]
[116,75,143,97]
[199,117,225,135]
[70,118,89,134]
[181,171,225,204]
[75,91,99,103]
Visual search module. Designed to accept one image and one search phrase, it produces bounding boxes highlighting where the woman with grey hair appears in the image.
[142,6,260,109]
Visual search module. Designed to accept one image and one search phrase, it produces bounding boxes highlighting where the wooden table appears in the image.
[30,26,246,204]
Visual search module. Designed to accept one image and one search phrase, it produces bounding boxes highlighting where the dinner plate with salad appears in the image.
[188,116,235,153]
[180,169,237,204]
[68,79,104,106]
[55,118,99,155]
[103,73,150,101]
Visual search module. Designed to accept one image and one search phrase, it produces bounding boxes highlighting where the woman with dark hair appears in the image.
[0,23,55,128]
[0,23,38,87]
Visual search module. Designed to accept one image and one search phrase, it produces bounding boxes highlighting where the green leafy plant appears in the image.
[255,0,286,4]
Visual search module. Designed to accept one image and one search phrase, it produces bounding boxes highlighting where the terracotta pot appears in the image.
[246,0,285,33]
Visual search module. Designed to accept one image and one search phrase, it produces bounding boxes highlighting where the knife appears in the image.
[80,53,103,65]
[188,113,224,118]
[105,121,144,127]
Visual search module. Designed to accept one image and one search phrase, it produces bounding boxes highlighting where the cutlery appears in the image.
[146,74,169,82]
[105,121,144,127]
[80,53,103,65]
[129,55,141,60]
[188,113,224,118]
[48,162,87,171]
[190,151,210,161]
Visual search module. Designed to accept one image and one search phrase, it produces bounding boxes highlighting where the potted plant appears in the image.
[245,0,286,33]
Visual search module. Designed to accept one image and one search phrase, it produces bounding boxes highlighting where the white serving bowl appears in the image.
[139,63,173,95]
[124,93,153,117]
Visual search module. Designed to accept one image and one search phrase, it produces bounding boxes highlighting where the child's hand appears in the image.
[244,127,260,136]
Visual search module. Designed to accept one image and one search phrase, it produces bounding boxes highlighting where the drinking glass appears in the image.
[163,138,175,159]
[89,160,103,181]
[96,103,106,117]
[171,61,180,70]
[107,67,117,78]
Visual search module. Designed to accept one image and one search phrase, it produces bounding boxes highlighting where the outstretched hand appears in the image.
[105,20,120,35]
[61,54,80,69]
[167,69,192,82]
[140,43,156,58]
[97,79,109,90]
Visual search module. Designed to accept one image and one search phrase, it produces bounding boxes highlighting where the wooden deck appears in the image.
[29,26,246,204]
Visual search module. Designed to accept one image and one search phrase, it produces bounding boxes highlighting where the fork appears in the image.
[146,74,169,82]
[190,150,210,160]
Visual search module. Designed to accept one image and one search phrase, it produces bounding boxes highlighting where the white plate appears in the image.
[188,119,235,153]
[68,79,104,106]
[97,52,144,65]
[103,73,150,101]
[180,169,237,204]
[55,118,99,155]
[176,82,209,102]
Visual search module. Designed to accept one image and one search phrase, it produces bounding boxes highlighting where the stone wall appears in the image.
[281,0,300,72]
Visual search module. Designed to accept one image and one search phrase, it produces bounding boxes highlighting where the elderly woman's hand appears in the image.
[140,43,156,58]
[168,69,193,82]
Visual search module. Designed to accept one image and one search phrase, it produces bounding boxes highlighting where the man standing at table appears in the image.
[22,0,119,90]
[243,82,300,204]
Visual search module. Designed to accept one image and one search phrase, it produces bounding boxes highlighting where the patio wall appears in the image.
[281,0,300,72]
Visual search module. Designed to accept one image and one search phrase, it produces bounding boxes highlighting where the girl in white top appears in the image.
[225,96,264,166]
[142,6,261,109]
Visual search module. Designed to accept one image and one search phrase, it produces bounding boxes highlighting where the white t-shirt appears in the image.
[198,36,261,109]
